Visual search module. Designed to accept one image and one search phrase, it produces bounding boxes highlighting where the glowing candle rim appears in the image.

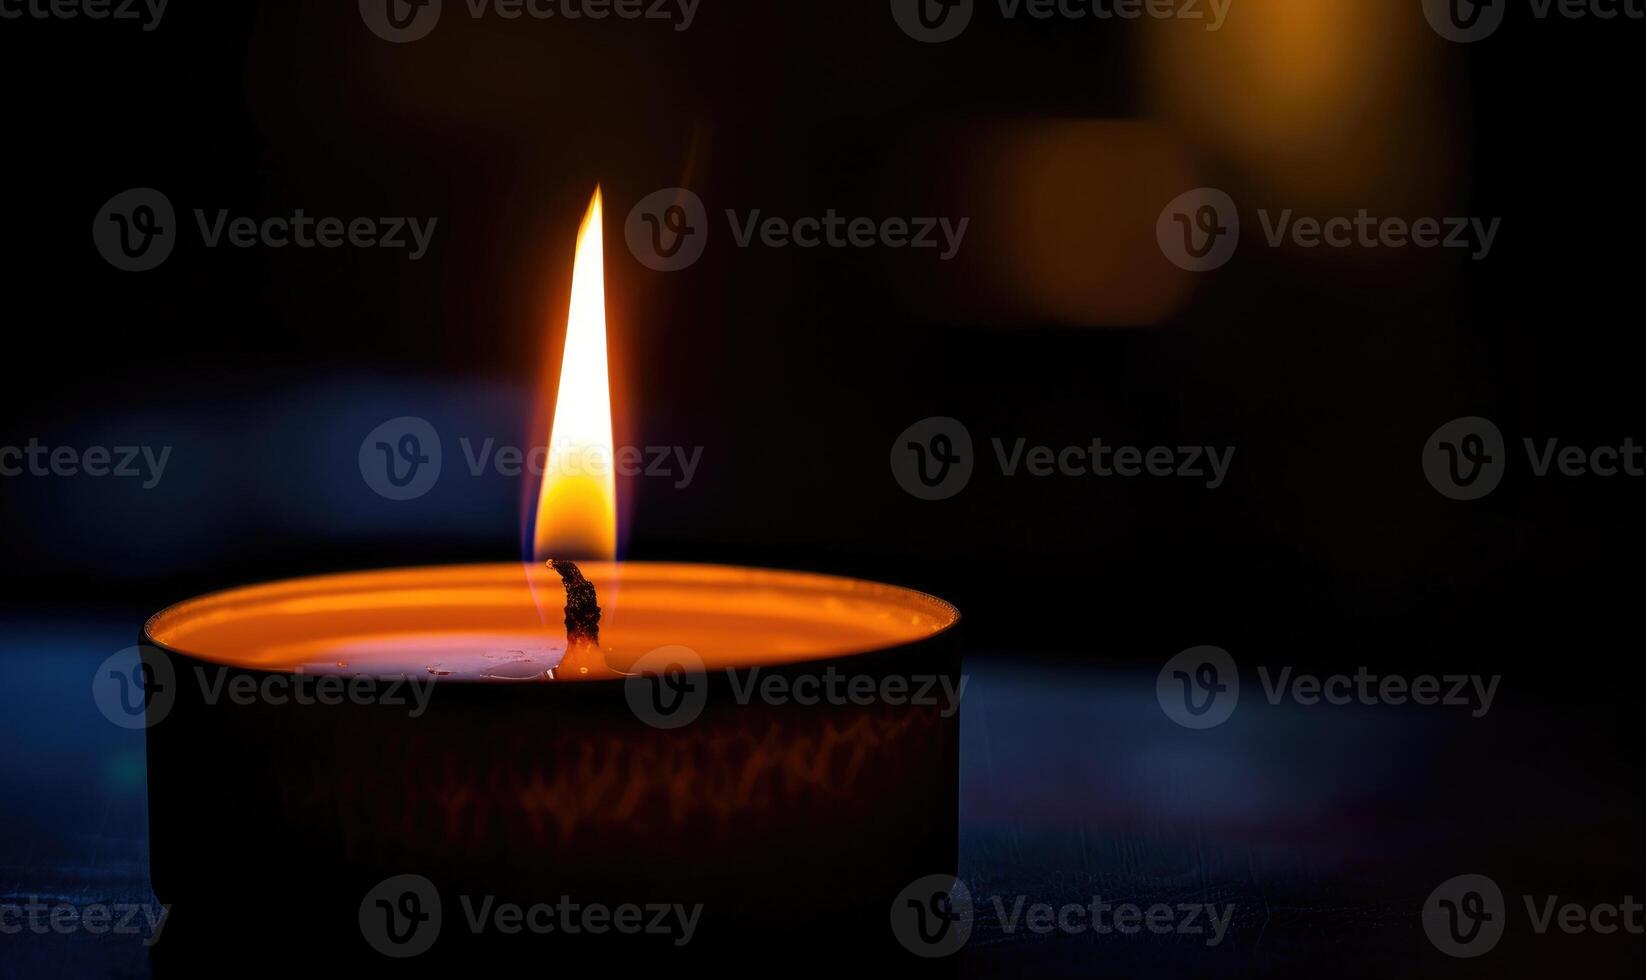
[144,561,960,681]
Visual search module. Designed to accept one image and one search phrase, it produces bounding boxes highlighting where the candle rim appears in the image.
[143,561,961,681]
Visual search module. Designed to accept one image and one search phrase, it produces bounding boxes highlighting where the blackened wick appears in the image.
[547,559,601,648]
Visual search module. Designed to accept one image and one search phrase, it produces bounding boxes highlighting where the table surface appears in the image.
[2,612,1641,977]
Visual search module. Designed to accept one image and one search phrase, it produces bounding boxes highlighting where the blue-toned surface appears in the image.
[2,619,1640,976]
[1,617,154,979]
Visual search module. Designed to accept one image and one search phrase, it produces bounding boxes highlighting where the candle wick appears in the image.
[546,559,601,650]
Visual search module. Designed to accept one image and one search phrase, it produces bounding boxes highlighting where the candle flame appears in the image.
[533,189,617,562]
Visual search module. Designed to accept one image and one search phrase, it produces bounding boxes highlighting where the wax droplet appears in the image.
[479,659,551,680]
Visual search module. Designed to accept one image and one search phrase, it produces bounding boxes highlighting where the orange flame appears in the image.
[533,189,617,562]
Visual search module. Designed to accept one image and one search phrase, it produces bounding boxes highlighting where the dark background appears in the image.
[2,0,1641,665]
[2,1,1643,976]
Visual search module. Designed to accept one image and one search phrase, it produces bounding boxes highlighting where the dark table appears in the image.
[3,612,1641,977]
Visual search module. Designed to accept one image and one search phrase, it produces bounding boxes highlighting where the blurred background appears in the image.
[3,0,1644,975]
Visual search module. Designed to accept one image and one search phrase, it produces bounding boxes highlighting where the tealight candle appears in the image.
[140,190,962,962]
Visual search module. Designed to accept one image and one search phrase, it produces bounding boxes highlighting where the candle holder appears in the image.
[141,561,960,962]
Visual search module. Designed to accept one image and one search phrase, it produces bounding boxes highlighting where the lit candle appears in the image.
[141,189,961,960]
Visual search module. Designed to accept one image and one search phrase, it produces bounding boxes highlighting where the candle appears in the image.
[140,190,962,962]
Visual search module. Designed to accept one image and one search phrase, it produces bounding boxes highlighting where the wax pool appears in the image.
[145,561,959,680]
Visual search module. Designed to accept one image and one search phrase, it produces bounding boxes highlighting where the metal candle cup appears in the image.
[141,561,960,959]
